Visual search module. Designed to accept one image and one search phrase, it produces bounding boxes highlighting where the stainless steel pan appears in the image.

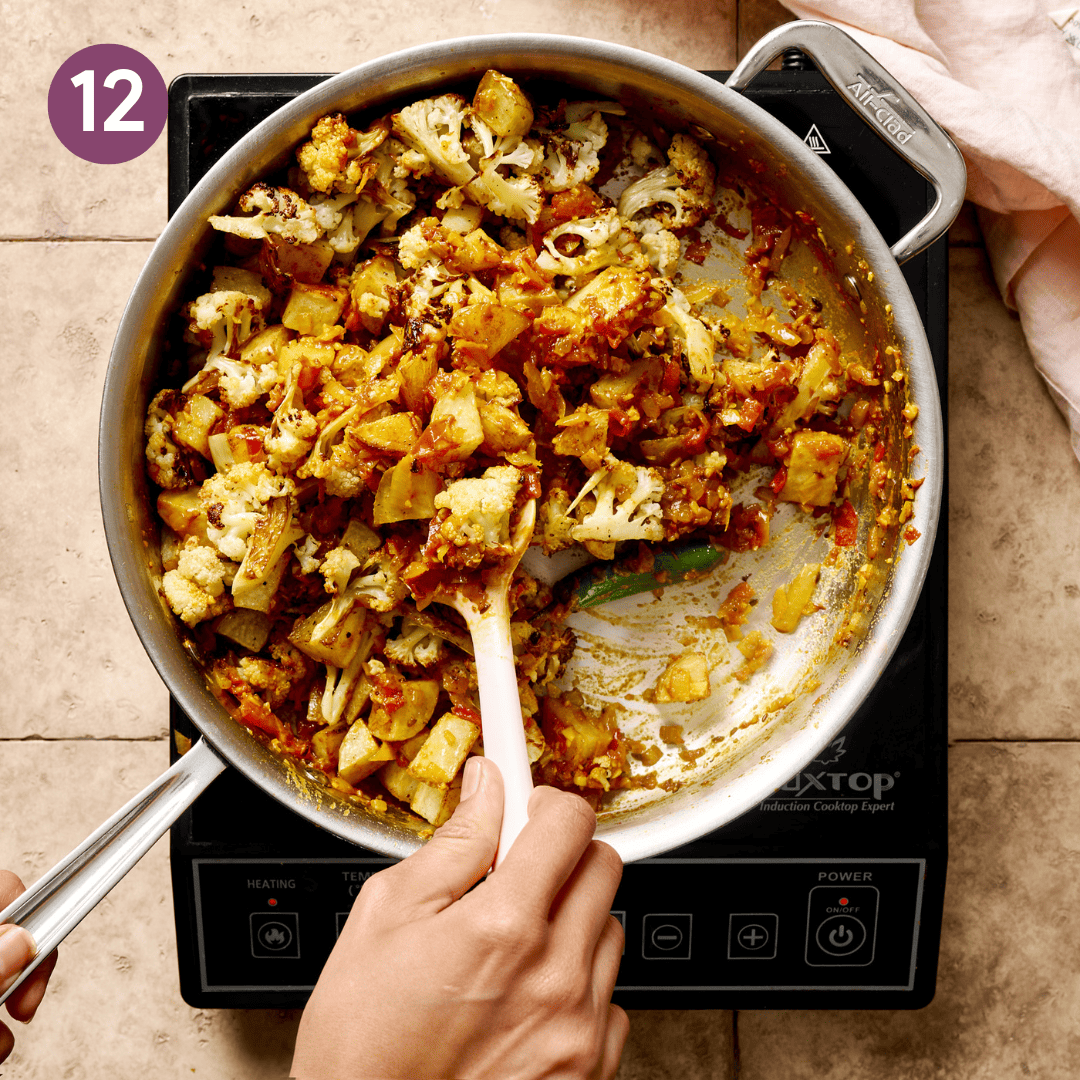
[0,22,962,1004]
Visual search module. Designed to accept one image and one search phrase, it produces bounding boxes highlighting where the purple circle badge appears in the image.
[48,44,167,164]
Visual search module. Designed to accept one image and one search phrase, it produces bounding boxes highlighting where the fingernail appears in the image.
[460,756,483,801]
[0,925,35,975]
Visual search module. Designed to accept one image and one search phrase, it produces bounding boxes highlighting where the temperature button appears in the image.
[642,914,692,960]
[805,885,878,967]
[727,913,779,960]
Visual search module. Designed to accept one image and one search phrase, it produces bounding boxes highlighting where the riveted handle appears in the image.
[727,20,967,264]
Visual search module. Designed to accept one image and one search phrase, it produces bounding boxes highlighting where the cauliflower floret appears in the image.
[199,462,294,563]
[296,113,388,195]
[320,546,361,596]
[537,104,616,193]
[392,94,476,187]
[638,220,682,277]
[617,133,716,231]
[465,138,544,224]
[264,402,318,471]
[161,538,232,627]
[564,455,665,544]
[293,533,323,575]
[144,390,188,490]
[431,466,523,559]
[209,357,281,409]
[184,267,271,364]
[655,280,720,394]
[536,208,630,276]
[209,183,324,245]
[384,618,446,667]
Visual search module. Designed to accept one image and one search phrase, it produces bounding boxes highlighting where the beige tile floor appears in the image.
[3,1,1080,1077]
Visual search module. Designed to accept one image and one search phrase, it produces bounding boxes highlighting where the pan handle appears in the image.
[726,20,967,265]
[0,737,227,1007]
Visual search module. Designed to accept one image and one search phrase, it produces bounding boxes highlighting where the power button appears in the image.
[805,885,878,967]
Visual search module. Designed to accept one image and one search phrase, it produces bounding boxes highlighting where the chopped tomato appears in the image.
[834,499,859,546]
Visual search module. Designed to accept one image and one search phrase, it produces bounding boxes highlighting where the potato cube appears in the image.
[268,234,335,284]
[426,376,484,460]
[372,456,440,525]
[472,70,534,138]
[156,488,208,541]
[354,412,422,453]
[172,394,223,459]
[367,678,440,741]
[337,719,393,785]
[449,300,529,362]
[282,282,349,335]
[408,713,480,786]
[410,778,460,827]
[779,431,847,507]
[654,652,711,703]
[380,761,421,804]
[240,324,292,366]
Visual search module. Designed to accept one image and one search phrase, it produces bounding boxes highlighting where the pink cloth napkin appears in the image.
[782,1,1080,460]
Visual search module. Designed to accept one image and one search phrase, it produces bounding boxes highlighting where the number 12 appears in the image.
[70,68,144,133]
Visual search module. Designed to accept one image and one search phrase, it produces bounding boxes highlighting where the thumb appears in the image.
[0,925,35,992]
[388,756,504,911]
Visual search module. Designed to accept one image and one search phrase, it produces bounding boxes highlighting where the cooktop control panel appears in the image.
[182,853,926,1008]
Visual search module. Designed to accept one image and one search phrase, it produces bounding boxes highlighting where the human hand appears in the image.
[292,756,628,1080]
[0,871,58,1064]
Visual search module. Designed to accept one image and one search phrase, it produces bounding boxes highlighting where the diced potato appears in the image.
[397,347,439,412]
[408,713,480,786]
[454,229,505,273]
[734,630,773,682]
[172,393,223,459]
[654,652,711,704]
[442,205,484,234]
[289,604,370,667]
[380,760,420,804]
[349,255,398,333]
[268,234,335,284]
[771,562,822,633]
[542,692,615,768]
[372,456,440,525]
[282,282,349,335]
[410,776,461,827]
[338,718,393,785]
[367,678,440,741]
[478,400,533,453]
[240,324,292,365]
[156,488,208,541]
[425,377,484,460]
[341,518,380,563]
[472,70,534,138]
[311,722,349,765]
[354,412,422,453]
[278,336,337,374]
[779,431,847,507]
[214,609,272,652]
[588,359,649,409]
[349,254,397,300]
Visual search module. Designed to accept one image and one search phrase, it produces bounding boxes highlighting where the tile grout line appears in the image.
[0,236,159,243]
